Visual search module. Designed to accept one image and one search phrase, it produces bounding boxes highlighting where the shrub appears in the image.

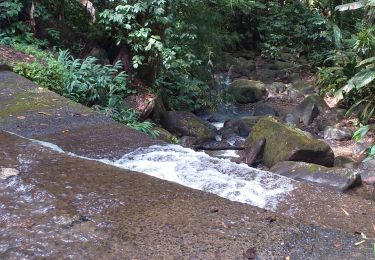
[13,59,66,95]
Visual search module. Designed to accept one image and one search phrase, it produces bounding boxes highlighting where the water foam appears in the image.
[110,145,294,210]
[6,131,295,210]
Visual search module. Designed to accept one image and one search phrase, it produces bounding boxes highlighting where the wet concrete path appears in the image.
[1,70,375,258]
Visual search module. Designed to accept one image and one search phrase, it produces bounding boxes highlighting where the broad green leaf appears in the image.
[348,68,375,90]
[353,125,372,141]
[357,56,375,67]
[335,1,365,11]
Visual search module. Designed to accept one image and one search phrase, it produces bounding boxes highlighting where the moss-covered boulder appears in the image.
[153,127,178,144]
[228,79,267,104]
[270,161,362,191]
[160,111,216,142]
[244,117,334,167]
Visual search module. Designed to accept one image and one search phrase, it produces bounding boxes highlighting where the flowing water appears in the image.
[7,132,295,211]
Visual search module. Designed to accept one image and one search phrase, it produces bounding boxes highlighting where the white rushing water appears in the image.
[107,145,295,210]
[8,132,295,210]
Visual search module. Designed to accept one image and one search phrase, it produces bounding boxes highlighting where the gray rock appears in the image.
[323,126,353,141]
[294,95,329,125]
[270,161,362,191]
[160,111,216,142]
[301,103,319,126]
[359,157,375,178]
[316,109,346,131]
[253,103,278,117]
[228,79,267,104]
[287,88,304,101]
[87,47,110,65]
[223,119,251,138]
[240,138,265,166]
[283,113,299,125]
[244,117,335,167]
[292,80,317,94]
[266,82,287,93]
[0,60,10,71]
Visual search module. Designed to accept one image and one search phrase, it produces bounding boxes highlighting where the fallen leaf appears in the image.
[17,116,26,120]
[354,240,366,246]
[52,99,59,101]
[341,208,350,216]
[39,123,48,126]
[62,129,69,133]
[285,257,290,260]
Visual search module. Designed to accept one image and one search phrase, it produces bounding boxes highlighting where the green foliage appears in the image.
[13,59,66,95]
[57,50,132,105]
[257,1,332,60]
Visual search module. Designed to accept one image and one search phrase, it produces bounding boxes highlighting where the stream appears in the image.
[10,132,295,211]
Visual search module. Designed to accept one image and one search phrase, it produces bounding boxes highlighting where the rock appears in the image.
[223,119,251,138]
[219,127,238,140]
[124,92,157,121]
[286,88,304,101]
[0,168,20,180]
[294,95,329,125]
[87,47,110,65]
[359,157,375,178]
[274,60,294,70]
[266,82,287,94]
[0,60,10,71]
[270,161,362,192]
[244,117,334,167]
[240,138,265,166]
[363,176,375,185]
[292,80,317,94]
[160,111,216,142]
[283,113,299,125]
[253,103,278,117]
[334,156,358,169]
[150,92,166,123]
[179,136,199,148]
[316,109,346,131]
[323,126,353,141]
[154,127,178,144]
[223,116,262,138]
[228,80,267,104]
[300,103,319,126]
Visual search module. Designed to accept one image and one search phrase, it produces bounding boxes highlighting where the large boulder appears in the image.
[228,79,267,104]
[160,111,216,142]
[87,47,110,65]
[294,94,330,126]
[270,161,362,191]
[244,117,334,167]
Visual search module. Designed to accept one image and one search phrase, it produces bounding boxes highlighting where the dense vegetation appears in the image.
[0,0,374,156]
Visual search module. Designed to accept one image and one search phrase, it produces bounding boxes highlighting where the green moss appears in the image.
[228,80,266,104]
[245,117,332,167]
[0,91,47,118]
